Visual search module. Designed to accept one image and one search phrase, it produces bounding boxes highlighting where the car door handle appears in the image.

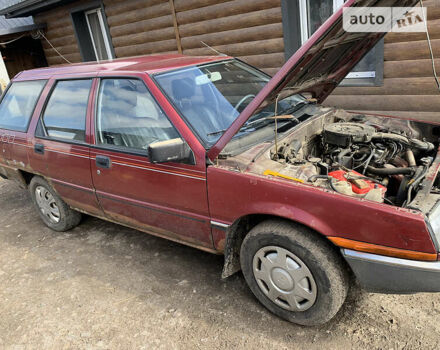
[34,143,44,155]
[96,155,111,169]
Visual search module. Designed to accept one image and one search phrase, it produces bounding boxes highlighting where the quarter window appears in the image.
[0,80,46,132]
[41,79,92,141]
[95,79,179,151]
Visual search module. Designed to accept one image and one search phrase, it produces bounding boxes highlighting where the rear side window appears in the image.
[41,79,92,141]
[0,80,46,132]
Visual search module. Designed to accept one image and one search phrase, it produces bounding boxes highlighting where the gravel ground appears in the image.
[1,178,440,349]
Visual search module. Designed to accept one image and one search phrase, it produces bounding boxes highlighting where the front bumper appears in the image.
[342,249,440,293]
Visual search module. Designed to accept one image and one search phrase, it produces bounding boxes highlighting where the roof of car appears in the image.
[14,54,232,80]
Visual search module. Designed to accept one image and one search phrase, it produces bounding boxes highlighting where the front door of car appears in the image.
[90,77,212,248]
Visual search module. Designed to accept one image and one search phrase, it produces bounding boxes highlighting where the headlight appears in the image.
[428,202,440,250]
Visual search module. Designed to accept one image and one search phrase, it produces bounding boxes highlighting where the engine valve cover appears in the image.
[323,122,376,147]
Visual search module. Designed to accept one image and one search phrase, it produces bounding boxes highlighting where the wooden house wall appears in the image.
[34,0,284,76]
[34,3,82,65]
[33,0,440,119]
[325,0,440,121]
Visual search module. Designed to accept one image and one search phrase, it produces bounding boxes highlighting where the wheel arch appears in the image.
[18,169,34,186]
[0,167,34,188]
[221,212,344,279]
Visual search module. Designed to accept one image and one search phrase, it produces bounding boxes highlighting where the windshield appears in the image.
[154,60,305,147]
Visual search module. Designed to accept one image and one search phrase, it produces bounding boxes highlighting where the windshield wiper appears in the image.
[241,115,299,132]
[207,129,228,137]
[206,100,314,137]
[207,117,286,137]
[278,99,315,115]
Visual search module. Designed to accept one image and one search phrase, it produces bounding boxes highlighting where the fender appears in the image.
[206,167,437,277]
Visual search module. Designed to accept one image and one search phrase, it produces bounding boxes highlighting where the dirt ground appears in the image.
[1,178,440,350]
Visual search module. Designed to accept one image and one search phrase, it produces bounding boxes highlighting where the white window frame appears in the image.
[298,0,375,80]
[84,8,113,61]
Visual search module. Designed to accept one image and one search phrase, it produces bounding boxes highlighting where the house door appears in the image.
[90,78,212,248]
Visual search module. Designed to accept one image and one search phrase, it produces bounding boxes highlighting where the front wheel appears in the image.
[29,176,81,232]
[240,220,349,326]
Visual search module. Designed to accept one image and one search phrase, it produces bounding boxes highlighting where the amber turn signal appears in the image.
[328,236,438,262]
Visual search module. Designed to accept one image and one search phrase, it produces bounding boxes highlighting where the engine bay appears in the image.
[239,110,440,208]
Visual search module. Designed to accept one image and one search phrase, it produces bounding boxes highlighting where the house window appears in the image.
[71,3,114,62]
[298,0,339,44]
[281,0,383,86]
[84,8,113,61]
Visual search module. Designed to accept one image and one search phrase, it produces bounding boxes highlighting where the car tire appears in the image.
[240,219,349,326]
[29,176,81,232]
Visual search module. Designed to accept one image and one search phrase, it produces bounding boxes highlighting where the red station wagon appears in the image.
[1,0,439,326]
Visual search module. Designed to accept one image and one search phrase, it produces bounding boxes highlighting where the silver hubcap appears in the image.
[252,246,317,312]
[35,186,60,224]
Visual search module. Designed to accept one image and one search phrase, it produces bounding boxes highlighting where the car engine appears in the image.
[265,114,438,207]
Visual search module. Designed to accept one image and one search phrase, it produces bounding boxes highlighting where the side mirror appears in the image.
[148,138,193,164]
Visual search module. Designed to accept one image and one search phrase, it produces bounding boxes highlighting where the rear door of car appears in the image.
[89,73,213,249]
[28,76,103,217]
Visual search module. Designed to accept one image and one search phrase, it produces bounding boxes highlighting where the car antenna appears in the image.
[273,94,281,160]
[420,0,440,91]
[200,41,227,56]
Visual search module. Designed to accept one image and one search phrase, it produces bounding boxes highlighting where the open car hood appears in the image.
[208,0,420,161]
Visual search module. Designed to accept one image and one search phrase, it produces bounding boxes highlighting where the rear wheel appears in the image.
[240,220,349,326]
[29,176,81,232]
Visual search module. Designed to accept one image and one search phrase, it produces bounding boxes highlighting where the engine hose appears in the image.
[362,148,375,175]
[366,165,414,176]
[410,138,435,151]
[405,164,430,206]
[328,178,342,194]
[308,175,344,194]
[406,149,416,167]
[372,133,434,151]
[372,133,408,144]
[308,175,331,182]
[345,174,386,186]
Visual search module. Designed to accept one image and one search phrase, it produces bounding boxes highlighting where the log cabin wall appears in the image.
[34,0,285,76]
[104,0,179,58]
[325,0,440,121]
[33,3,83,65]
[33,0,439,119]
[173,0,284,76]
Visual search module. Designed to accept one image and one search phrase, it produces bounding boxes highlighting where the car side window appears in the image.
[0,80,47,132]
[41,79,93,141]
[95,78,179,151]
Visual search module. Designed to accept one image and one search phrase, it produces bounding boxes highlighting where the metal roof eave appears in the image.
[0,21,44,36]
[0,0,70,18]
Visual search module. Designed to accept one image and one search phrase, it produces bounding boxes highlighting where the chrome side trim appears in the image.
[46,148,89,159]
[210,220,230,229]
[112,160,206,181]
[9,142,31,148]
[342,249,440,271]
